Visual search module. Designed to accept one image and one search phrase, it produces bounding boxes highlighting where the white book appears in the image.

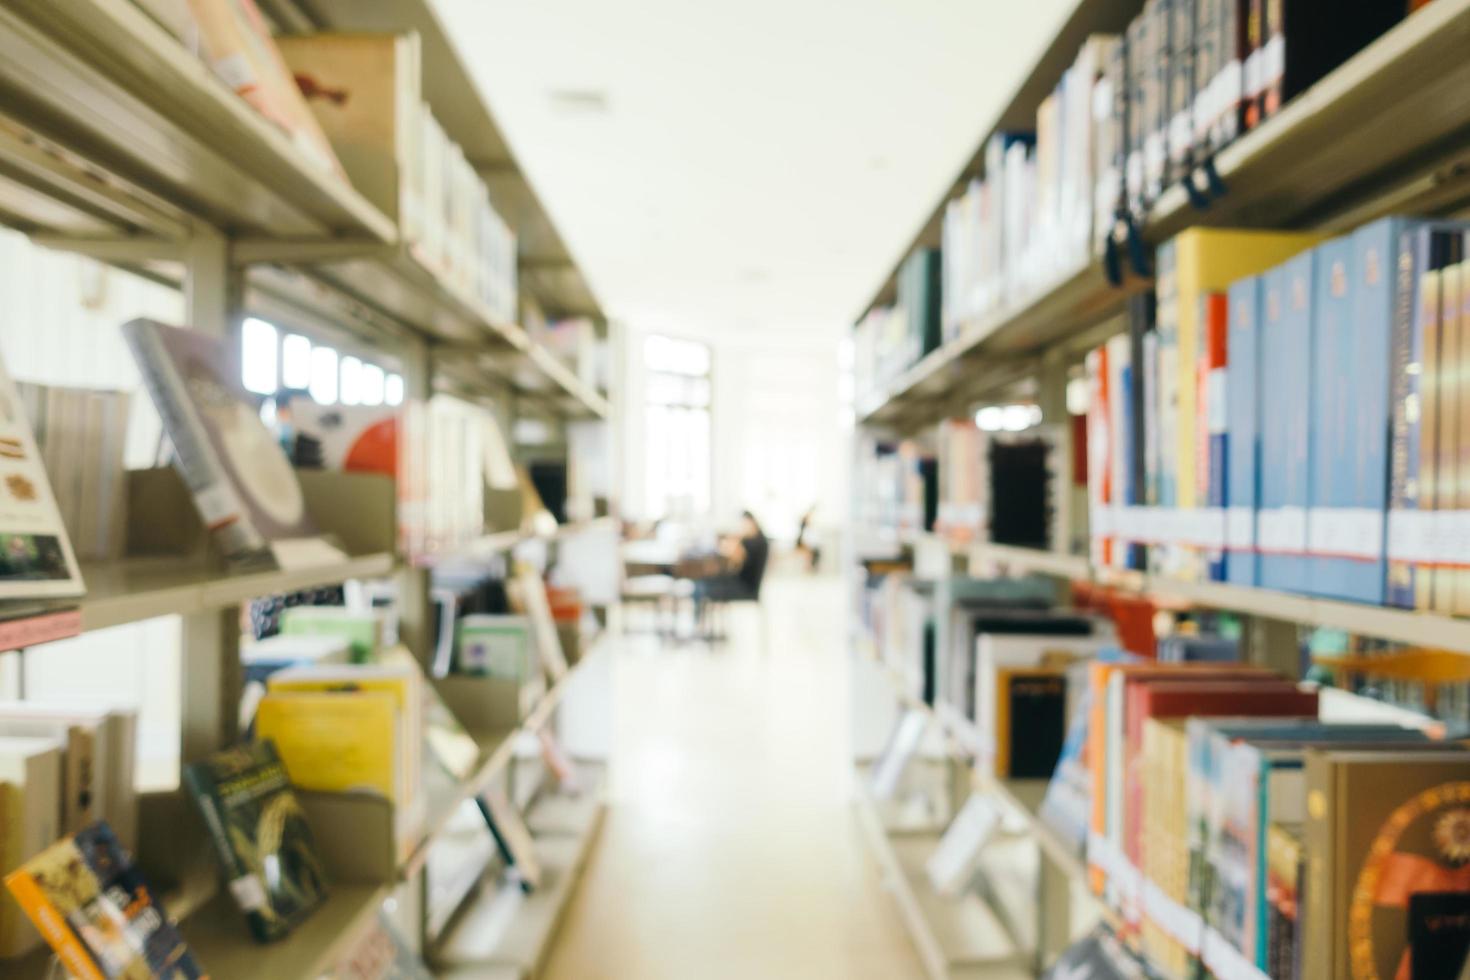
[0,735,63,957]
[869,708,928,802]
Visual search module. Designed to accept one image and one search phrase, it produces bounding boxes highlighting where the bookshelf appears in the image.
[850,0,1470,975]
[859,0,1470,429]
[0,0,617,976]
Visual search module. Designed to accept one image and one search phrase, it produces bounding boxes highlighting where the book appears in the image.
[4,821,206,979]
[454,614,531,679]
[0,704,137,854]
[122,318,339,568]
[182,741,328,943]
[284,402,400,478]
[996,667,1070,779]
[0,718,97,835]
[1265,821,1303,980]
[1302,749,1470,980]
[1306,236,1359,601]
[254,691,399,802]
[1259,251,1314,593]
[266,662,424,848]
[1437,237,1465,616]
[1408,891,1470,980]
[1201,290,1229,581]
[925,794,1002,897]
[0,737,61,957]
[0,356,85,599]
[1258,1,1404,125]
[974,632,1110,777]
[278,606,383,664]
[185,0,345,180]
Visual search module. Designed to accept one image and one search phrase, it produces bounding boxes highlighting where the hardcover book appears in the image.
[1302,749,1470,980]
[0,737,62,957]
[182,741,328,943]
[4,821,207,979]
[122,319,339,568]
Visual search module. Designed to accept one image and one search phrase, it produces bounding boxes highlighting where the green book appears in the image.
[280,606,382,664]
[182,741,328,943]
[455,614,531,679]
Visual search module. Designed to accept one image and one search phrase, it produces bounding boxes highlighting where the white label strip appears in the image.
[1256,507,1308,554]
[1226,506,1254,550]
[1387,510,1437,563]
[1201,926,1271,980]
[1307,507,1385,560]
[1143,879,1203,955]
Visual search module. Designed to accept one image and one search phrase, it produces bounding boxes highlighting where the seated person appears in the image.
[694,511,769,610]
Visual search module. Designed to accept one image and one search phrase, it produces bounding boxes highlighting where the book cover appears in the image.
[121,319,328,566]
[996,668,1068,779]
[0,718,97,835]
[454,614,531,680]
[279,606,382,664]
[285,402,400,478]
[4,821,207,979]
[1408,891,1470,980]
[254,691,398,802]
[1225,280,1261,585]
[976,632,1109,778]
[1265,821,1303,980]
[182,741,328,943]
[1303,749,1470,980]
[0,357,85,599]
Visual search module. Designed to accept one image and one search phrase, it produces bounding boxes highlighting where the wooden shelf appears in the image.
[72,551,397,633]
[0,0,395,243]
[183,883,386,980]
[857,0,1470,428]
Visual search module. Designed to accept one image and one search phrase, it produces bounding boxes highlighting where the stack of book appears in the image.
[1085,217,1470,609]
[0,703,138,959]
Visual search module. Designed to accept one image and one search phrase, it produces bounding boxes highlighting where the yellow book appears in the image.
[255,691,398,802]
[1169,229,1326,579]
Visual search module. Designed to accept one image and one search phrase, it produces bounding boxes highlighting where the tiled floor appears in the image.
[539,573,926,980]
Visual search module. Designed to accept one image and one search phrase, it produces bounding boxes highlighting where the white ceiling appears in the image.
[433,0,1076,337]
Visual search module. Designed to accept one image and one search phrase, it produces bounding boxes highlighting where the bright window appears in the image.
[643,334,711,520]
[282,333,312,389]
[361,363,385,406]
[386,373,404,406]
[309,346,338,404]
[340,356,363,406]
[241,318,278,395]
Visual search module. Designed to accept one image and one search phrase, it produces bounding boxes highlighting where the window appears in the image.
[643,334,711,520]
[241,321,402,408]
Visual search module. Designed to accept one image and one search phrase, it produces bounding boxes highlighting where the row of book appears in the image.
[1085,217,1470,609]
[141,2,520,323]
[858,1,1434,408]
[854,426,1059,552]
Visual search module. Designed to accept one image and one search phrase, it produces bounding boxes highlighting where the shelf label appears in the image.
[1387,510,1437,563]
[1142,879,1202,955]
[1307,507,1385,560]
[1256,507,1308,554]
[1201,926,1270,980]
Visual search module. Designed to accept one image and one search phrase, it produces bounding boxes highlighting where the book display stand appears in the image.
[0,1,616,977]
[850,1,1470,977]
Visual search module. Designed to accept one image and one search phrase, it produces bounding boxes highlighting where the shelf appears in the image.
[434,793,606,977]
[71,551,397,633]
[964,540,1470,654]
[860,262,1145,427]
[183,883,387,980]
[406,642,604,879]
[857,0,1470,428]
[0,0,395,243]
[854,778,1032,980]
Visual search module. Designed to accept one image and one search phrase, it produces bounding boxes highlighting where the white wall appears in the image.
[619,320,850,543]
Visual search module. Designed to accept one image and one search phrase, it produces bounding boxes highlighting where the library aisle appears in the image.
[540,575,925,980]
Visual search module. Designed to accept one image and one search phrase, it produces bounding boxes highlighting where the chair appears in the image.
[697,543,768,647]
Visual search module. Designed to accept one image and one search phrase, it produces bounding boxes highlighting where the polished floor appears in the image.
[540,573,927,980]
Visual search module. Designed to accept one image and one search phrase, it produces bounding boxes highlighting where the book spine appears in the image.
[1387,228,1430,608]
[1459,233,1470,615]
[1301,755,1332,980]
[1203,291,1228,581]
[1417,237,1445,612]
[1226,277,1259,586]
[1155,240,1180,575]
[1244,0,1264,129]
[1308,238,1354,600]
[1437,237,1464,614]
[3,869,106,980]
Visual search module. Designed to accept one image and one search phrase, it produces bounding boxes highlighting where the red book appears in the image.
[1124,679,1319,870]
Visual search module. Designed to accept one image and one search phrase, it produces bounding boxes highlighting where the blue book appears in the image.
[1225,277,1260,586]
[1259,253,1315,594]
[1307,236,1357,600]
